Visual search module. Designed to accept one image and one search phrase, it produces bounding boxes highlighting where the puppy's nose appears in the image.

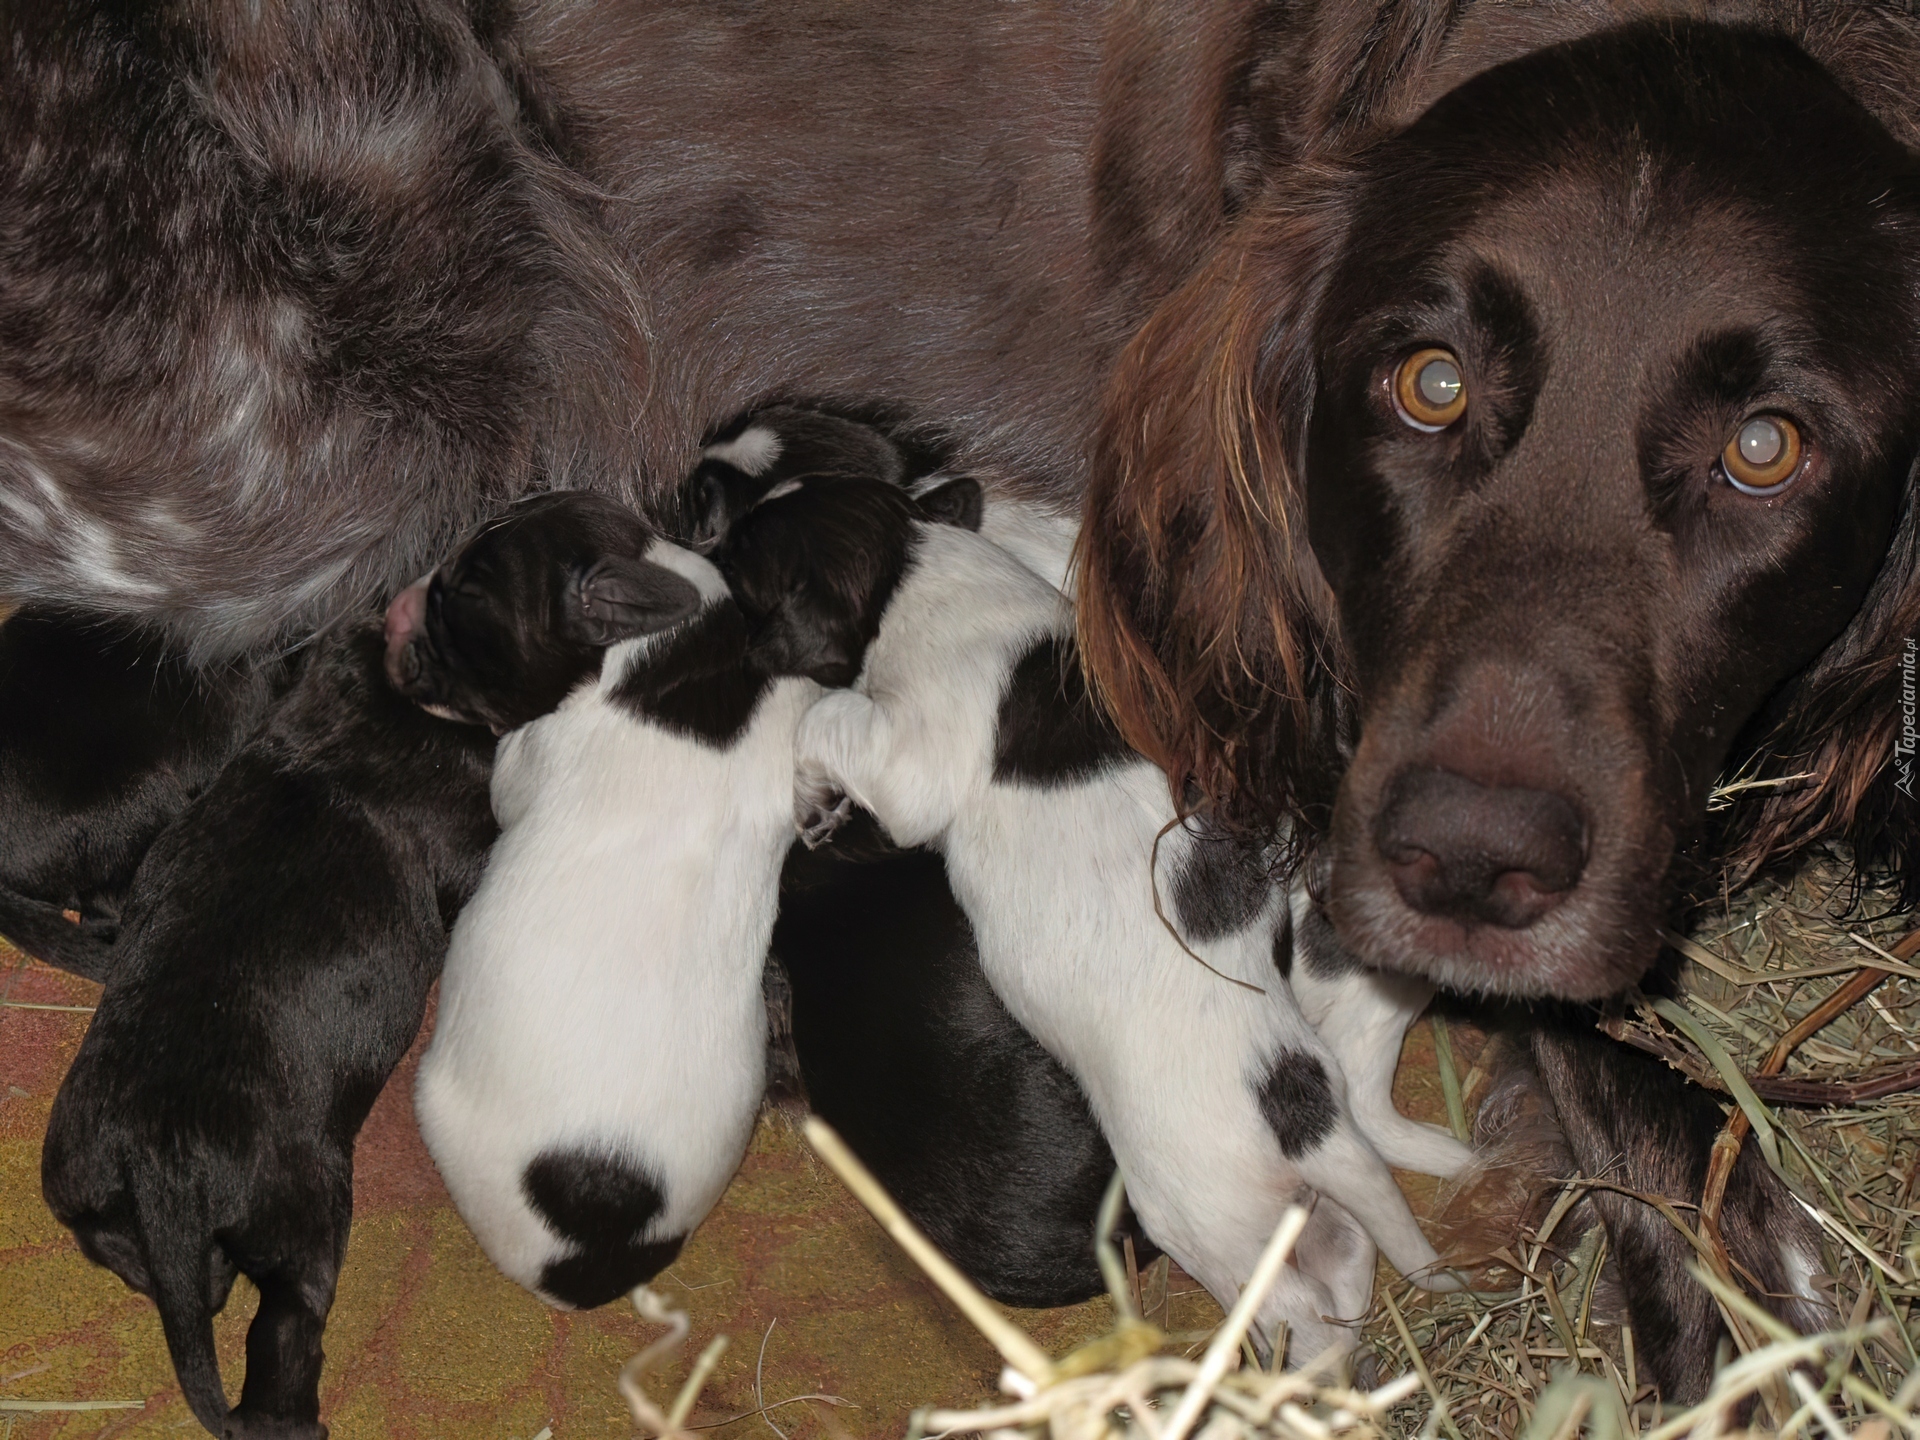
[1374,767,1586,928]
[383,579,431,690]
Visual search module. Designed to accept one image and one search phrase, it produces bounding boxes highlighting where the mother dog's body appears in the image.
[12,2,1919,651]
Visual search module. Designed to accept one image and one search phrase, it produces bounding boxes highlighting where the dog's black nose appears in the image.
[1374,767,1586,928]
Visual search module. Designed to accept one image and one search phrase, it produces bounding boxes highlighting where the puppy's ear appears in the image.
[681,461,749,550]
[1077,174,1351,832]
[916,477,984,531]
[568,558,703,646]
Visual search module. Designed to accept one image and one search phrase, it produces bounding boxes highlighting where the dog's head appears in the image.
[1082,20,1920,998]
[692,410,983,686]
[383,492,707,733]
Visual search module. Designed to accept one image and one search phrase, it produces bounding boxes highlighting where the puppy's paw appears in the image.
[795,782,853,848]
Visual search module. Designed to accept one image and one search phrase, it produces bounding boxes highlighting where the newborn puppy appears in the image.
[775,808,1144,1308]
[0,609,281,978]
[794,491,1467,1364]
[402,475,948,1308]
[40,620,496,1440]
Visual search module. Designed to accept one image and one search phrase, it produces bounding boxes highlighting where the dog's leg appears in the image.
[796,690,953,848]
[1528,1018,1831,1406]
[1287,1196,1379,1372]
[1042,997,1452,1368]
[227,1262,337,1440]
[794,690,884,841]
[0,887,118,981]
[1288,889,1474,1178]
[1272,1086,1460,1295]
[1106,1125,1354,1366]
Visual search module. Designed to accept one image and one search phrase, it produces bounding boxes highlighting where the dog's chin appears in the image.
[1323,856,1661,1001]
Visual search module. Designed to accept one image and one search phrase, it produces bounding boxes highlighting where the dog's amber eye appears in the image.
[1393,348,1468,430]
[1720,415,1802,494]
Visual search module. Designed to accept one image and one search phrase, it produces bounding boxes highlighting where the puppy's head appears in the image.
[384,493,705,733]
[690,410,981,685]
[1082,21,1920,998]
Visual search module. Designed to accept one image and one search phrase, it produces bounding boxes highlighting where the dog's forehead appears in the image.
[1332,61,1920,401]
[1359,21,1918,257]
[448,496,638,584]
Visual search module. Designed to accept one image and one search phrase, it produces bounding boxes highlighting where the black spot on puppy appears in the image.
[1295,898,1363,980]
[992,636,1129,787]
[610,602,772,748]
[523,1149,683,1309]
[1170,832,1274,943]
[1257,1052,1337,1159]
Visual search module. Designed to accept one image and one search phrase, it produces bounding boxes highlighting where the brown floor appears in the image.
[0,940,1465,1439]
[0,942,1201,1439]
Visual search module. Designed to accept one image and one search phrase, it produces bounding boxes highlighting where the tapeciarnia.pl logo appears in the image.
[1898,636,1917,799]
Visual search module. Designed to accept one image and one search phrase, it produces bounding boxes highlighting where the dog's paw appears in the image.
[795,782,853,848]
[222,1411,327,1440]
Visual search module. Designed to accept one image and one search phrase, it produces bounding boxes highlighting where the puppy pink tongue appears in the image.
[383,579,431,685]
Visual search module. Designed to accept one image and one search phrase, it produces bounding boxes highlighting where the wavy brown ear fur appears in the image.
[1722,482,1920,907]
[1710,0,1920,912]
[1077,168,1351,836]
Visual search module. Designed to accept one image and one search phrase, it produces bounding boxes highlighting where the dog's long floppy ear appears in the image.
[567,557,703,647]
[1725,479,1920,907]
[1077,171,1352,835]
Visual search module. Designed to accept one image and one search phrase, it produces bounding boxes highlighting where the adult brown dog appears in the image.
[5,0,1917,1406]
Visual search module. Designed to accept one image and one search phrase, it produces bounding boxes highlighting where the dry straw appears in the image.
[613,851,1914,1439]
[1361,850,1917,1438]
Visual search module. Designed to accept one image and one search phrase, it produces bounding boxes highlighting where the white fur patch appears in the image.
[702,424,783,477]
[755,477,804,505]
[642,536,731,605]
[65,516,165,599]
[0,486,49,535]
[975,494,1083,598]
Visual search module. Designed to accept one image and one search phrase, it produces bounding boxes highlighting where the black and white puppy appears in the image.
[40,620,496,1440]
[707,408,1137,1307]
[793,491,1468,1363]
[398,474,977,1309]
[775,808,1143,1308]
[0,609,281,979]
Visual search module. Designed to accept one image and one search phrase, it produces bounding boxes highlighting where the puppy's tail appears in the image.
[144,1229,233,1437]
[0,888,116,981]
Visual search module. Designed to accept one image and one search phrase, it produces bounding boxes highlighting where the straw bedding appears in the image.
[3,847,1913,1436]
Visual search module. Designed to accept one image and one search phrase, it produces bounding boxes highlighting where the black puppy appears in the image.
[775,811,1143,1308]
[0,609,281,978]
[40,620,495,1440]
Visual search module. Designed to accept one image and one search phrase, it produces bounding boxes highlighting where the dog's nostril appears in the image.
[383,638,424,695]
[1374,766,1586,929]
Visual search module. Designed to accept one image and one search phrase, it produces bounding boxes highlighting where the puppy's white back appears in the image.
[419,608,813,1301]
